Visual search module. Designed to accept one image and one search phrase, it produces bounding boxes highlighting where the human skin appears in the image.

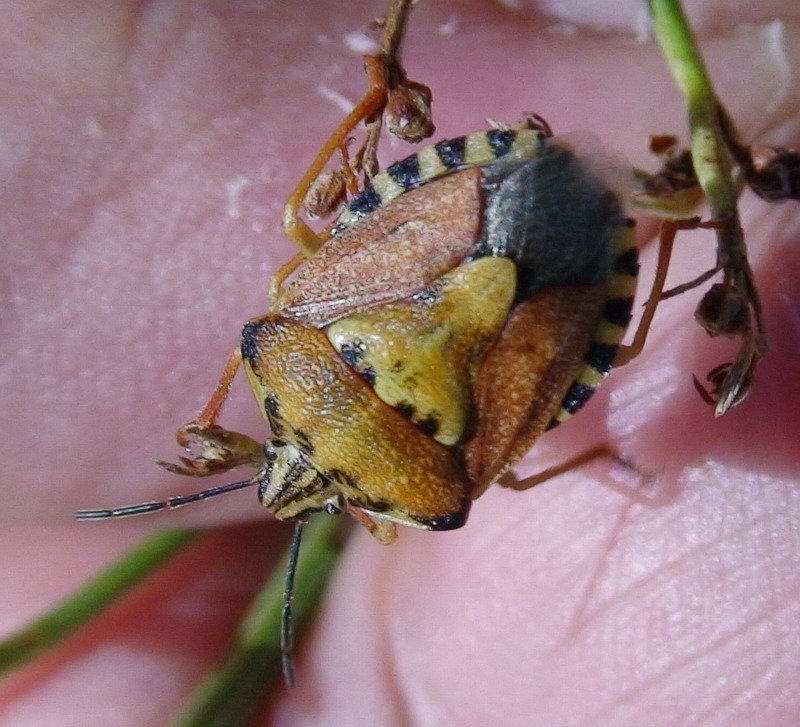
[1,0,799,725]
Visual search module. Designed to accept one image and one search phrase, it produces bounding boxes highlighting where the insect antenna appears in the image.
[73,476,260,520]
[281,518,306,687]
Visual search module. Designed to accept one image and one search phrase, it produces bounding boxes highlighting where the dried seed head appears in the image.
[385,79,435,143]
[692,362,742,408]
[693,351,757,416]
[649,134,679,156]
[693,280,765,416]
[746,144,800,202]
[642,136,698,199]
[695,282,750,338]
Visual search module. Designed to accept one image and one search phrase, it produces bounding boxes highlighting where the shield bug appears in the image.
[76,108,709,684]
[68,0,780,691]
[77,123,654,537]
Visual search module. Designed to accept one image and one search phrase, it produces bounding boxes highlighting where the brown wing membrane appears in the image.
[464,285,606,497]
[277,170,483,328]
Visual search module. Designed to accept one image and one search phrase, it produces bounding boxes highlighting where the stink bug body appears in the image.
[77,126,640,537]
[246,127,638,529]
[68,0,776,691]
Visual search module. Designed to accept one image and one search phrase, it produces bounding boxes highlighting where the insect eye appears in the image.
[325,498,344,515]
[263,440,286,462]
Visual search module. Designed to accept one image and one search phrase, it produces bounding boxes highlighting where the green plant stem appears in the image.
[167,515,344,727]
[647,0,766,414]
[0,529,198,677]
[647,0,738,215]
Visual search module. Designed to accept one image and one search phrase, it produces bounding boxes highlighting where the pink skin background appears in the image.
[1,0,799,725]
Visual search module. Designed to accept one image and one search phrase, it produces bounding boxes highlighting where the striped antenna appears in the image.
[74,477,259,520]
[281,519,306,688]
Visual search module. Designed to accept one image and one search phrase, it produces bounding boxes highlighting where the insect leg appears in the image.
[281,66,388,256]
[157,348,267,477]
[282,0,430,256]
[192,346,244,429]
[269,253,305,303]
[614,217,723,366]
[344,503,398,545]
[496,445,644,492]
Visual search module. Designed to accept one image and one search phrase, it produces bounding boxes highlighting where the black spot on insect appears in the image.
[262,441,280,463]
[435,136,467,169]
[585,342,619,375]
[257,474,270,503]
[328,468,357,486]
[293,429,314,455]
[395,402,416,421]
[560,383,596,415]
[416,415,440,438]
[326,469,382,508]
[264,393,284,434]
[412,287,442,305]
[339,340,366,368]
[386,154,422,190]
[486,129,516,158]
[338,341,377,385]
[353,493,391,513]
[604,297,635,328]
[348,184,382,220]
[240,321,262,362]
[391,360,405,373]
[415,505,470,531]
[613,247,639,277]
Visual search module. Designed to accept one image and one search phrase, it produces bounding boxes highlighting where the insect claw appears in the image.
[154,457,222,477]
[157,424,266,477]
